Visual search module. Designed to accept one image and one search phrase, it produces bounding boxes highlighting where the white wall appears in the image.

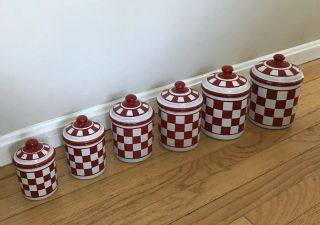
[1,0,320,135]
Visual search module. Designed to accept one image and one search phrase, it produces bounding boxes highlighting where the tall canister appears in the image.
[248,54,304,129]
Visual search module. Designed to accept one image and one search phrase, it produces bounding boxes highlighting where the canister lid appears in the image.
[251,54,304,86]
[202,65,251,97]
[157,81,203,112]
[110,94,154,126]
[62,115,105,145]
[13,139,55,169]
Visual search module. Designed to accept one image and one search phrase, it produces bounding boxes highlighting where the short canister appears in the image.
[62,115,106,179]
[13,139,58,200]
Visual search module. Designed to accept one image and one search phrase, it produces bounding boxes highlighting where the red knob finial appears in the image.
[76,115,88,125]
[273,54,285,62]
[174,81,186,93]
[220,65,235,79]
[125,94,139,107]
[26,139,39,149]
[222,65,234,74]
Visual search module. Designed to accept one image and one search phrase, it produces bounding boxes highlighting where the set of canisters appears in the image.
[12,53,304,200]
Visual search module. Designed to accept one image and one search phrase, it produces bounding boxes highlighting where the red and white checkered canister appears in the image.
[62,115,106,179]
[157,81,203,152]
[248,54,304,129]
[110,94,154,163]
[201,65,251,140]
[13,139,58,200]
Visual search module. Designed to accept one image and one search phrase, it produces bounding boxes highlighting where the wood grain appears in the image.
[245,166,320,225]
[228,217,253,225]
[287,202,320,225]
[0,59,319,225]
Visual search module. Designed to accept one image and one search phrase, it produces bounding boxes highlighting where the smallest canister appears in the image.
[62,115,106,179]
[110,94,154,163]
[157,81,203,151]
[201,65,251,140]
[13,139,58,200]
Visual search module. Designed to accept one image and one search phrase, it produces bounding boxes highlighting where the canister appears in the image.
[13,139,58,200]
[62,115,106,179]
[201,65,251,140]
[110,94,154,163]
[248,54,304,129]
[157,81,203,151]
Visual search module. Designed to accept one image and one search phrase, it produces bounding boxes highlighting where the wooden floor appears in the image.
[1,60,320,225]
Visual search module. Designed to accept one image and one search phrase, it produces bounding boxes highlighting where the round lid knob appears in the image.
[123,94,140,107]
[75,115,91,128]
[221,65,236,79]
[273,54,285,63]
[172,81,188,93]
[24,139,41,153]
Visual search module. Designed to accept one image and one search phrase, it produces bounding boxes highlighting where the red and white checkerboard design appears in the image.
[248,82,300,128]
[158,108,201,151]
[112,122,153,162]
[66,139,106,179]
[201,94,248,139]
[16,160,57,200]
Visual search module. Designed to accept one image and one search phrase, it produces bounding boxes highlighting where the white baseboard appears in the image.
[1,39,319,166]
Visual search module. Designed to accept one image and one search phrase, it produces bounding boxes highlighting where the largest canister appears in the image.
[248,54,304,129]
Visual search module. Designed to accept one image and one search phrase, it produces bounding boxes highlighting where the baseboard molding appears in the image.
[1,39,319,166]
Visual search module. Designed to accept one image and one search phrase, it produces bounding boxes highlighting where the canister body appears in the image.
[158,107,201,151]
[65,137,106,179]
[13,141,58,201]
[248,79,301,129]
[201,91,249,140]
[16,159,57,200]
[112,121,153,163]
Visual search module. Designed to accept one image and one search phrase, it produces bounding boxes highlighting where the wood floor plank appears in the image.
[171,143,320,225]
[228,217,254,225]
[300,59,320,83]
[245,164,320,225]
[286,202,320,225]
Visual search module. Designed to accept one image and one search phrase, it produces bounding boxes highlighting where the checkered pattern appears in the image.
[16,160,57,199]
[248,82,300,128]
[201,94,248,136]
[112,122,153,160]
[16,144,50,161]
[158,109,201,149]
[66,139,106,178]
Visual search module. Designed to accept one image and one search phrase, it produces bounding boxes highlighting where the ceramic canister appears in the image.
[201,65,251,140]
[110,94,154,163]
[248,54,304,129]
[13,139,58,200]
[62,115,106,179]
[157,81,203,151]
